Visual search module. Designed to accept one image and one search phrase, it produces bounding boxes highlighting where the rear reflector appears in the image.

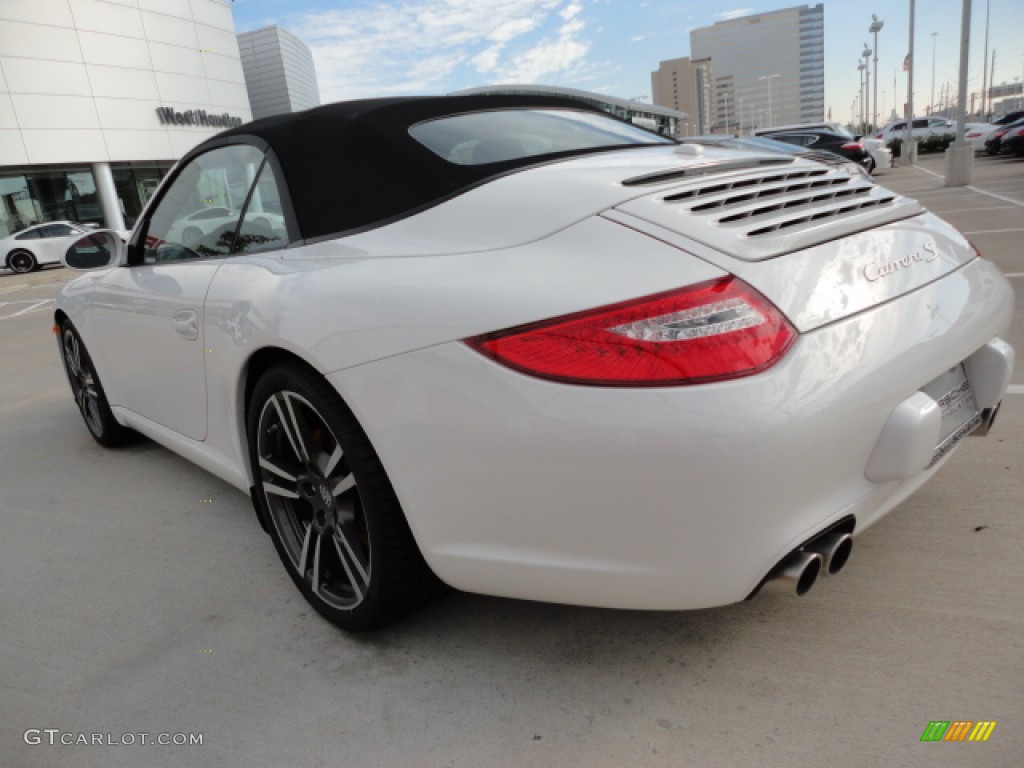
[840,142,864,150]
[466,278,796,386]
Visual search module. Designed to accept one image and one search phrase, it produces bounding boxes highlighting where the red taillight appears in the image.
[840,142,864,150]
[874,133,883,139]
[466,278,796,386]
[966,131,982,138]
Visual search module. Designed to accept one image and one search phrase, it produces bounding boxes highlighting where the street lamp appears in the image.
[857,60,867,133]
[758,74,780,128]
[862,45,872,133]
[869,15,884,131]
[930,32,937,114]
[905,0,917,165]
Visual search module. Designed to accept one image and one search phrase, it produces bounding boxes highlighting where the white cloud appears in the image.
[560,2,583,21]
[491,2,591,83]
[497,36,589,82]
[719,8,754,21]
[287,0,592,101]
[630,35,645,43]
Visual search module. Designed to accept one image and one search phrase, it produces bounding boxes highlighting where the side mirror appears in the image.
[63,230,123,271]
[853,134,862,141]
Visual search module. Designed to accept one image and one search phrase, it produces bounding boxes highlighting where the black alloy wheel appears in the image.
[59,323,135,447]
[248,363,437,631]
[8,250,38,273]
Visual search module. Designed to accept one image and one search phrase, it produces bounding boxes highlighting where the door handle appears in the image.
[172,309,198,340]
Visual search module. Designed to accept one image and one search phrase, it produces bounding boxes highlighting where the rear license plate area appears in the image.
[922,364,982,467]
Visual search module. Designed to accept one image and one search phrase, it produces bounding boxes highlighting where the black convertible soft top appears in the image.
[208,94,658,241]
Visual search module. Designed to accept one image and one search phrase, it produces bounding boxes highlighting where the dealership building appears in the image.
[0,0,252,238]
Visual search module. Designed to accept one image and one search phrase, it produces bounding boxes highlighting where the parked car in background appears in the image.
[1,221,96,273]
[164,205,286,251]
[54,94,1014,632]
[682,134,871,179]
[874,117,955,144]
[755,121,891,173]
[964,123,996,151]
[984,116,1024,156]
[964,111,1024,151]
[997,121,1024,156]
[758,129,872,170]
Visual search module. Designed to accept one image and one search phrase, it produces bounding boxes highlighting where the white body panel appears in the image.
[325,258,1010,608]
[55,144,1016,611]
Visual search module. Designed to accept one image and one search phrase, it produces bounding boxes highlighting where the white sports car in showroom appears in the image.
[55,94,1015,632]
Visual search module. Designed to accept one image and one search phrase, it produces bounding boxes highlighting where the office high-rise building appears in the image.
[689,4,824,132]
[237,26,320,120]
[650,57,713,135]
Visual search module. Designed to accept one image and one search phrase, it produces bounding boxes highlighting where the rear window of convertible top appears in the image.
[409,108,673,166]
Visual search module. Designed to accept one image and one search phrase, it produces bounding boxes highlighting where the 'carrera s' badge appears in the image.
[864,240,939,281]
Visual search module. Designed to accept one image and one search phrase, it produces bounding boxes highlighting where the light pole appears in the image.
[758,74,780,128]
[945,0,973,187]
[981,0,991,116]
[930,32,937,113]
[858,60,867,133]
[905,0,916,165]
[869,16,884,131]
[862,45,872,133]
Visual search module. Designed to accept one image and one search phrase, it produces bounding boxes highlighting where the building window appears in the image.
[112,164,173,229]
[0,167,100,238]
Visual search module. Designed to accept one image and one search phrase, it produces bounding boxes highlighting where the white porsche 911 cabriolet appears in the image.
[56,94,1014,632]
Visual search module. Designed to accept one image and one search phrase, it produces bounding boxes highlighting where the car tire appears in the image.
[247,363,439,632]
[58,322,137,447]
[865,156,876,175]
[182,226,202,247]
[7,249,38,274]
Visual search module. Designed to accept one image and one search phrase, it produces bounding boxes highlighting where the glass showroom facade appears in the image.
[0,163,172,239]
[1,0,252,242]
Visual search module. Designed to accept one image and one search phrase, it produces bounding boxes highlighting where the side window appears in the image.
[41,224,77,238]
[912,119,928,129]
[15,228,42,240]
[191,207,232,221]
[235,162,290,255]
[892,122,905,131]
[141,145,265,264]
[771,134,802,147]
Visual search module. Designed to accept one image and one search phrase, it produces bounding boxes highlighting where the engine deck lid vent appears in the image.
[615,159,923,262]
[621,156,795,187]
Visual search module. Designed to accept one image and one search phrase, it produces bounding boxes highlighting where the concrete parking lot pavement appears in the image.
[2,156,1022,768]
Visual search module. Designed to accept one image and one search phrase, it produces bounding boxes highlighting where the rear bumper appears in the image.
[331,258,1014,610]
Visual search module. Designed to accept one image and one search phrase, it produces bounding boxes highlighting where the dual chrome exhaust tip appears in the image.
[760,531,853,597]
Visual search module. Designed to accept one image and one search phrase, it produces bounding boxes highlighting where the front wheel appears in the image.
[8,249,38,273]
[865,156,876,175]
[247,363,438,631]
[59,322,136,446]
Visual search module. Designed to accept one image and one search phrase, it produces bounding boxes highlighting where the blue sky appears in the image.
[231,0,1024,121]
